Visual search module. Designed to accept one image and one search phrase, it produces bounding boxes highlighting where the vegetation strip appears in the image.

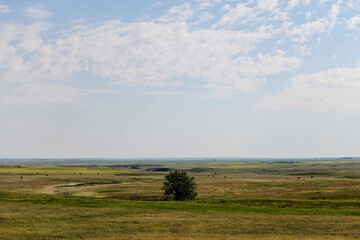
[1,196,360,216]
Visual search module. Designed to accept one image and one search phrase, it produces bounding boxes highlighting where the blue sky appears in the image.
[1,0,360,158]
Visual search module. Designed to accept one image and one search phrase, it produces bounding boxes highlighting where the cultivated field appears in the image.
[1,159,360,239]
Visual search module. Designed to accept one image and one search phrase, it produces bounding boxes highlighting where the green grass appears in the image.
[2,160,360,239]
[1,196,360,240]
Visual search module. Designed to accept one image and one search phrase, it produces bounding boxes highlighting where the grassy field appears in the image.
[1,159,360,239]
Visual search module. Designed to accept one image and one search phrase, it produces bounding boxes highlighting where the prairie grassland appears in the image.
[1,200,360,240]
[1,160,360,239]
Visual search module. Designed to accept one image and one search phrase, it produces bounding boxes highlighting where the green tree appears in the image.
[162,171,197,201]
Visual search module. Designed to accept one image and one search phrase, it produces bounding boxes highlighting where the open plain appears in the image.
[1,159,360,239]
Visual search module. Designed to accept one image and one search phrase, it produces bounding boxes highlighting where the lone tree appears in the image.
[162,171,197,201]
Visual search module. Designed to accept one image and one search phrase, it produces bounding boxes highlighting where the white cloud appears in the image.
[295,45,313,56]
[213,0,285,28]
[347,0,360,10]
[288,1,340,42]
[346,15,360,29]
[0,21,82,108]
[0,5,11,14]
[286,0,311,10]
[26,7,52,19]
[18,22,53,53]
[289,18,329,42]
[11,1,359,108]
[195,11,214,24]
[158,3,194,22]
[66,20,289,95]
[195,0,221,10]
[0,16,301,106]
[0,22,52,75]
[207,51,300,98]
[153,2,163,8]
[256,64,360,113]
[319,0,332,5]
[221,4,232,11]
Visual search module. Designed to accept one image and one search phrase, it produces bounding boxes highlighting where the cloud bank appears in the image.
[2,0,360,113]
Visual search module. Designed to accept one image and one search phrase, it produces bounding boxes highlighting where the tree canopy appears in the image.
[162,171,197,201]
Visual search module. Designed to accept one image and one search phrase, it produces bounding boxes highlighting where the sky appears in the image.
[1,0,360,158]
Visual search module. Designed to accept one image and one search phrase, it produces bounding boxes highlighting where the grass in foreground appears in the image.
[1,197,360,240]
